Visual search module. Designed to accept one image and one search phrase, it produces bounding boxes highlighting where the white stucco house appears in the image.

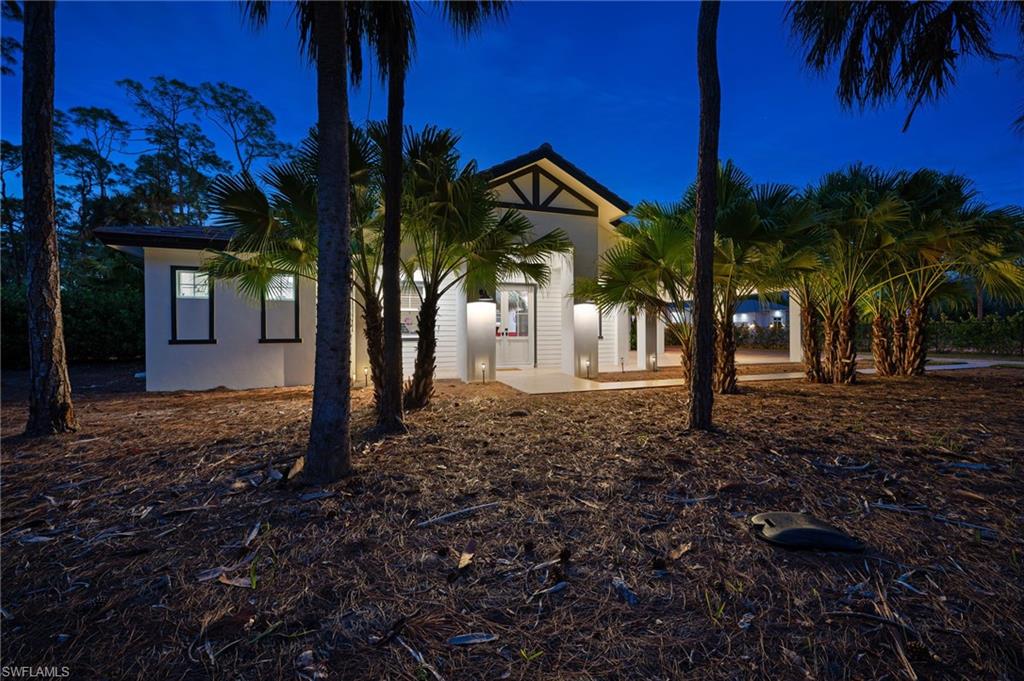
[97,143,685,392]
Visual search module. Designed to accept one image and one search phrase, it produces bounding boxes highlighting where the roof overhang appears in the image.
[94,225,233,251]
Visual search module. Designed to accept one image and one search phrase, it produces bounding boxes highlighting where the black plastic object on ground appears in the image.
[750,512,864,552]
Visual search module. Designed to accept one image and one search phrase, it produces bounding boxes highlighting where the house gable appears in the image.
[481,143,631,222]
[491,164,600,217]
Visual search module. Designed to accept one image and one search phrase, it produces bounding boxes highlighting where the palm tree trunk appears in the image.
[903,298,927,376]
[835,296,858,384]
[677,325,693,384]
[870,313,893,376]
[305,0,352,483]
[821,307,837,382]
[714,317,738,394]
[687,0,721,431]
[890,310,907,376]
[378,46,406,434]
[800,297,824,383]
[403,289,439,411]
[975,283,984,320]
[22,1,77,436]
[362,293,386,406]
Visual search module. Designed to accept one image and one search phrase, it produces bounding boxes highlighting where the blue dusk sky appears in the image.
[1,1,1022,208]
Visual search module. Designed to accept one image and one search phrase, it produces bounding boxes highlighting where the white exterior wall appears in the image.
[143,247,315,391]
[135,151,630,391]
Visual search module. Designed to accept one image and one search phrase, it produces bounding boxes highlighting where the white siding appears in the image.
[402,277,461,380]
[143,247,315,391]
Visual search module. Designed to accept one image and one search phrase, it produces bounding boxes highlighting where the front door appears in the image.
[495,285,534,367]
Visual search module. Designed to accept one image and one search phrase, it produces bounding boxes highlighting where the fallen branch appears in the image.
[416,502,499,528]
[871,503,998,538]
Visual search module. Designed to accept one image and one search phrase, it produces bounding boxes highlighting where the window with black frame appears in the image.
[170,266,215,344]
[260,274,301,343]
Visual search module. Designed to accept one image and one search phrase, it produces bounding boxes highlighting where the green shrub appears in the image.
[928,313,1024,357]
[2,278,144,368]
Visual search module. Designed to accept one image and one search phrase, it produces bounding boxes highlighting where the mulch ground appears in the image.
[598,362,809,382]
[1,365,1022,680]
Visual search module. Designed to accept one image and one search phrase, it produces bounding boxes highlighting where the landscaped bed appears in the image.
[1,366,1022,679]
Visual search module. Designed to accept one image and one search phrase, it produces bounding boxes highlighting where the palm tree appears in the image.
[204,127,387,404]
[241,0,359,483]
[365,1,508,435]
[400,126,572,409]
[786,2,1024,132]
[807,165,908,383]
[708,173,819,393]
[689,0,721,430]
[22,0,77,435]
[590,202,696,381]
[884,175,1024,374]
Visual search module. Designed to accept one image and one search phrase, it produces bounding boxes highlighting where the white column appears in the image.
[559,257,575,375]
[573,303,599,379]
[788,292,802,363]
[464,300,496,383]
[636,309,658,370]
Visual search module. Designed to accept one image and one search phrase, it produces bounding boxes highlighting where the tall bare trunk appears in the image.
[975,283,984,320]
[834,297,858,384]
[378,48,406,434]
[800,296,824,383]
[403,289,438,411]
[305,0,352,483]
[903,298,927,376]
[23,1,77,436]
[714,317,737,394]
[687,0,720,431]
[871,313,893,377]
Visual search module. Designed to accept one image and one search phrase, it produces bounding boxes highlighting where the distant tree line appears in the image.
[1,72,292,366]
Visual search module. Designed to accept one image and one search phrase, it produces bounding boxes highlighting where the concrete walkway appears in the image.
[495,359,1021,395]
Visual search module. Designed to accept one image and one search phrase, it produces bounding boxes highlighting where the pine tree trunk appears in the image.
[871,313,893,377]
[687,0,720,431]
[890,311,907,376]
[714,317,738,394]
[378,49,406,434]
[903,299,927,376]
[834,297,858,384]
[800,296,824,383]
[362,293,386,407]
[403,290,439,411]
[22,1,77,436]
[305,0,352,483]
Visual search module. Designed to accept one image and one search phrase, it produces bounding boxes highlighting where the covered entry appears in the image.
[495,284,535,367]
